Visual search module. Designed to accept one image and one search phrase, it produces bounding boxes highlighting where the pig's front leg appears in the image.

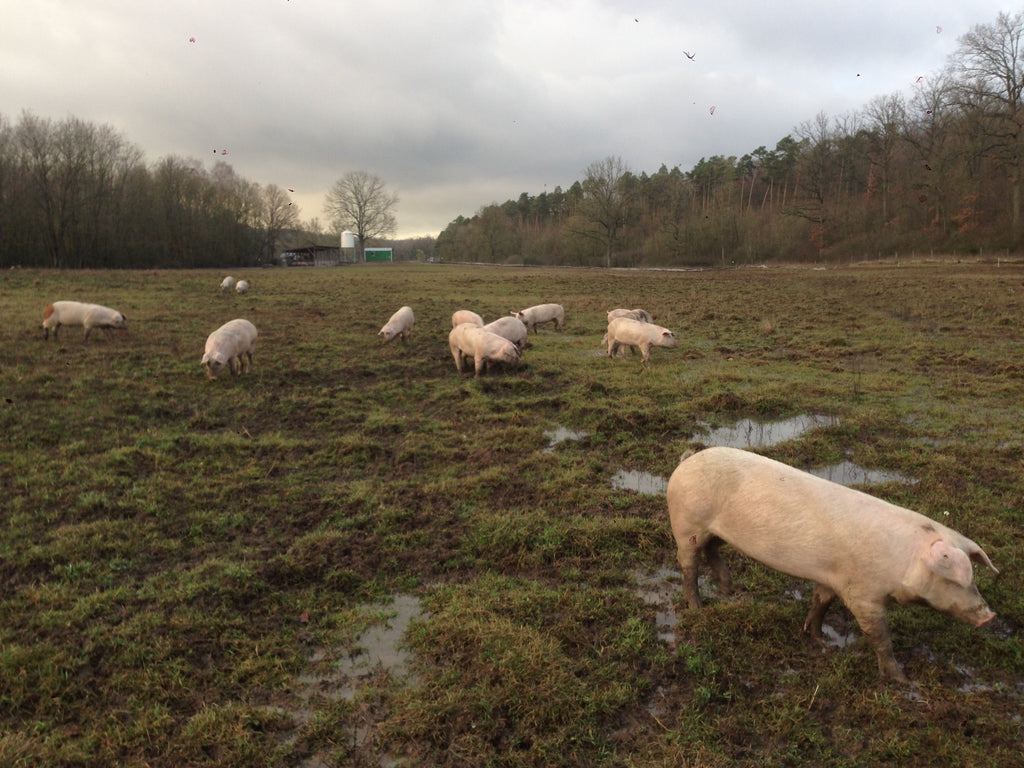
[848,604,907,683]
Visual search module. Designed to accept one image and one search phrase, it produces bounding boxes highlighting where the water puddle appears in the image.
[820,624,859,648]
[688,415,916,487]
[292,596,422,705]
[330,594,422,690]
[612,470,669,495]
[696,414,839,449]
[611,461,909,495]
[808,461,915,486]
[634,569,679,644]
[543,425,588,452]
[267,595,423,766]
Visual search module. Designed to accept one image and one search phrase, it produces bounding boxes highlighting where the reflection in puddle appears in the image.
[272,595,423,766]
[337,594,422,686]
[634,570,679,645]
[696,414,839,449]
[612,470,669,495]
[689,415,916,487]
[544,425,588,452]
[297,595,423,704]
[821,624,859,648]
[808,461,915,486]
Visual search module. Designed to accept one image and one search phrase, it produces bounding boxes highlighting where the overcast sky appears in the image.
[3,1,1017,238]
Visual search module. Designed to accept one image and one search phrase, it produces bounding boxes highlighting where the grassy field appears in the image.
[0,262,1021,767]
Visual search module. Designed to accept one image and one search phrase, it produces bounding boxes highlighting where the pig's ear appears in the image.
[966,544,999,576]
[925,540,974,585]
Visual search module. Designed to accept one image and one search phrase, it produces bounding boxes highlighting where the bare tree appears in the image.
[572,156,632,267]
[324,171,398,260]
[256,184,300,264]
[862,92,906,223]
[953,10,1024,240]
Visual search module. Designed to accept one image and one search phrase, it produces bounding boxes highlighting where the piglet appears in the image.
[378,306,414,344]
[482,316,528,351]
[449,323,521,377]
[607,308,653,323]
[42,301,127,341]
[667,446,998,682]
[201,318,258,380]
[451,310,484,329]
[605,317,677,363]
[512,303,564,333]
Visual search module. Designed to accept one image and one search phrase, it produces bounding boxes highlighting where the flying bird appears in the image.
[936,25,942,33]
[709,105,716,115]
[683,51,695,61]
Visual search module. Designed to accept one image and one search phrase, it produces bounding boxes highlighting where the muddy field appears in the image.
[0,262,1021,766]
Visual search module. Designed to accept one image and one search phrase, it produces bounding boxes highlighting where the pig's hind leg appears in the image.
[677,534,731,609]
[704,537,734,598]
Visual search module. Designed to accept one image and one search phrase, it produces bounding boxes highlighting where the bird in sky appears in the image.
[683,51,695,61]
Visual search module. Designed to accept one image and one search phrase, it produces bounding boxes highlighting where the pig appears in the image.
[42,301,127,341]
[451,310,484,329]
[667,446,999,682]
[607,308,653,323]
[605,317,677,363]
[378,306,414,344]
[449,323,521,378]
[220,276,235,292]
[235,279,249,295]
[512,303,564,333]
[482,316,529,350]
[201,318,258,380]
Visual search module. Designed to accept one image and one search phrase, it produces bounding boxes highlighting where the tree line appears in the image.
[0,113,300,269]
[438,11,1024,267]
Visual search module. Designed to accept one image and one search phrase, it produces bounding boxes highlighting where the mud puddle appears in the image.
[807,460,915,486]
[274,595,423,766]
[544,425,588,452]
[612,414,913,494]
[695,414,839,449]
[634,569,680,644]
[612,469,669,495]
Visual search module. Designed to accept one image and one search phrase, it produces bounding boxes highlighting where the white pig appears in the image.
[667,446,999,682]
[605,317,677,363]
[378,306,414,344]
[512,303,564,333]
[451,310,484,329]
[201,318,258,380]
[235,279,249,295]
[449,323,521,377]
[42,301,127,341]
[482,316,528,350]
[220,276,236,292]
[607,308,653,323]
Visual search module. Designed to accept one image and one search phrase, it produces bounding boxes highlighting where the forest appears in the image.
[437,12,1024,267]
[0,111,309,269]
[2,12,1023,269]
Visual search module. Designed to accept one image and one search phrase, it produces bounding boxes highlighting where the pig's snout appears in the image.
[974,609,996,628]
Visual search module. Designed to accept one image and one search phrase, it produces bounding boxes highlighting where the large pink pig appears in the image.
[667,446,998,681]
